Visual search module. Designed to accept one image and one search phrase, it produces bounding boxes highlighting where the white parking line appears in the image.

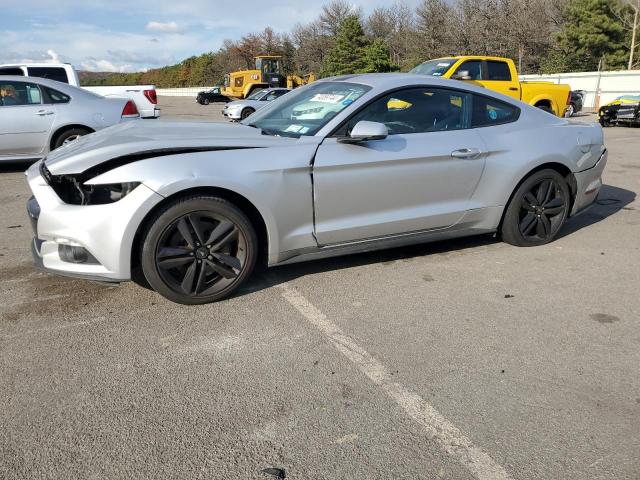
[279,283,513,480]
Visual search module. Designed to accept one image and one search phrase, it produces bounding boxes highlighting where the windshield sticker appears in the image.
[342,99,354,106]
[299,126,310,134]
[285,124,304,133]
[432,73,442,76]
[437,63,451,67]
[488,109,498,120]
[311,94,345,104]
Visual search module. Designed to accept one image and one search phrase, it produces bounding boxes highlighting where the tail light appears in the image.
[121,100,139,118]
[143,89,157,104]
[566,91,572,105]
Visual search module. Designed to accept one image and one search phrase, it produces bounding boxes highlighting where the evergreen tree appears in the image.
[546,0,628,72]
[322,15,370,75]
[362,39,398,73]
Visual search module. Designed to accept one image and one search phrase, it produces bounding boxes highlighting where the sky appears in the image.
[2,0,422,73]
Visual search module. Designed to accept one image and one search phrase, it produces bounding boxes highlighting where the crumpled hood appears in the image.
[44,120,297,175]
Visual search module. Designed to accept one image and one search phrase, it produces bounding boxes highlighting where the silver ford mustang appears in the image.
[26,74,607,304]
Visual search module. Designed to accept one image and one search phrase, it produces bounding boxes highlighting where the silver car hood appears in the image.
[44,120,298,175]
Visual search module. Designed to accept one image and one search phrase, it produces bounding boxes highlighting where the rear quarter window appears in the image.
[472,95,519,127]
[26,67,69,84]
[486,61,512,81]
[43,86,71,104]
[0,67,25,76]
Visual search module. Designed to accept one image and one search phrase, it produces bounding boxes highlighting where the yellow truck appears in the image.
[410,56,571,117]
[222,55,315,99]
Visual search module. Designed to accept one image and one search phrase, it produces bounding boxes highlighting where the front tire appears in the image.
[141,195,258,304]
[203,98,210,105]
[501,169,570,247]
[240,108,255,120]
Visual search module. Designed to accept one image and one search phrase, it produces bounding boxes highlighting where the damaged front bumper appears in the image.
[26,160,164,282]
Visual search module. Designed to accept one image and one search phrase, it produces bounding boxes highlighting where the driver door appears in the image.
[312,87,487,245]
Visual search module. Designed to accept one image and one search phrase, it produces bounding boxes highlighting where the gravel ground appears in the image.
[1,98,639,480]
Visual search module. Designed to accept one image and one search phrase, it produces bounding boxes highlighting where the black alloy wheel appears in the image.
[501,169,570,247]
[141,196,257,304]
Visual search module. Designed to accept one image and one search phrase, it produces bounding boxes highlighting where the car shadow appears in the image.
[0,160,36,173]
[557,184,636,239]
[238,183,635,298]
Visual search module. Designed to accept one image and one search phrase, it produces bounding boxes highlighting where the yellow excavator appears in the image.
[222,55,316,99]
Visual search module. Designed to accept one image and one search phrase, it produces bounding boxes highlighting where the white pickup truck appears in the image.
[0,63,160,119]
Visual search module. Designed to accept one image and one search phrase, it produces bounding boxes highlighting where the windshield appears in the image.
[409,58,456,77]
[246,89,266,100]
[242,81,371,137]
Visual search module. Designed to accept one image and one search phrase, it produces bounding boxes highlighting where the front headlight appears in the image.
[82,182,141,205]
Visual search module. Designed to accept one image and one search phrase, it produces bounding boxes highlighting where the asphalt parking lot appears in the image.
[1,98,639,480]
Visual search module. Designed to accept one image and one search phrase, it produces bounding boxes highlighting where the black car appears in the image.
[565,90,585,117]
[196,86,229,105]
[599,96,640,127]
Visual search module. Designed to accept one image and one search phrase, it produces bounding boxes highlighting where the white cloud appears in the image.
[80,58,133,72]
[145,21,184,33]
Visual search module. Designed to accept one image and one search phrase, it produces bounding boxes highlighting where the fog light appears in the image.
[58,245,98,264]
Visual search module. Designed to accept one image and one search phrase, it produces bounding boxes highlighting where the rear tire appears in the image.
[536,105,554,115]
[501,169,570,247]
[241,108,255,120]
[140,195,258,304]
[52,127,91,150]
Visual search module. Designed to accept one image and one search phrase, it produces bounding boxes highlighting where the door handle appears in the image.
[35,110,54,116]
[451,148,482,159]
[508,87,519,91]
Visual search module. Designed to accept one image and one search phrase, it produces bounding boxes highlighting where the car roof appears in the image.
[318,72,494,96]
[0,75,97,98]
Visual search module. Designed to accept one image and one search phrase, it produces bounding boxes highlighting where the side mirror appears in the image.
[451,70,471,80]
[338,120,388,144]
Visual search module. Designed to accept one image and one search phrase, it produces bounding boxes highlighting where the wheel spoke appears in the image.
[210,227,239,252]
[519,212,537,235]
[187,214,206,245]
[194,261,208,294]
[206,259,237,279]
[177,218,196,248]
[158,255,193,269]
[158,246,190,258]
[524,192,538,208]
[543,181,555,204]
[205,220,234,246]
[543,205,565,215]
[180,261,197,293]
[536,214,551,237]
[536,180,550,204]
[212,252,241,271]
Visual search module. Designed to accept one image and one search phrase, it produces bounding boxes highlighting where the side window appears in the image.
[486,61,512,81]
[454,60,482,80]
[0,81,42,106]
[472,95,519,127]
[26,67,69,84]
[341,87,472,135]
[43,86,70,104]
[0,67,25,76]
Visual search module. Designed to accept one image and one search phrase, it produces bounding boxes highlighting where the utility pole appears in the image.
[630,4,638,70]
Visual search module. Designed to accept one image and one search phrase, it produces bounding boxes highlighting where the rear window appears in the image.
[472,95,519,127]
[486,61,512,81]
[43,86,70,104]
[26,67,69,84]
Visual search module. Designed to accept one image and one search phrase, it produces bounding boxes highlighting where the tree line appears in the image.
[81,0,640,88]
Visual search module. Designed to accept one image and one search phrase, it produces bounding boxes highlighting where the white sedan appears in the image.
[222,88,290,120]
[0,75,138,162]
